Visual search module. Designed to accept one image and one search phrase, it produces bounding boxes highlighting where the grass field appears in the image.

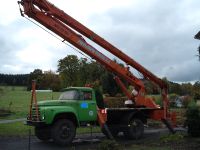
[0,86,60,120]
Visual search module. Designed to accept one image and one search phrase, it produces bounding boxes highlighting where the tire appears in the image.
[110,129,119,137]
[51,119,76,146]
[35,127,51,141]
[123,118,144,139]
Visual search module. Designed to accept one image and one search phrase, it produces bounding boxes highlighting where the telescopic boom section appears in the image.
[20,0,166,89]
[19,0,145,94]
[29,0,167,90]
[19,0,169,112]
[18,0,171,119]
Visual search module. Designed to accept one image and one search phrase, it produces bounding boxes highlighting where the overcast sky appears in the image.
[0,0,199,82]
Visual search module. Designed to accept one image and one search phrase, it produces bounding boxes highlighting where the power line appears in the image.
[24,16,93,61]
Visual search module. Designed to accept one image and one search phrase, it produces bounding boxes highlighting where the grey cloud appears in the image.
[88,0,200,82]
[1,0,200,82]
[0,19,36,74]
[164,60,200,81]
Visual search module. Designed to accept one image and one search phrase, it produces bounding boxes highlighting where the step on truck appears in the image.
[18,0,176,146]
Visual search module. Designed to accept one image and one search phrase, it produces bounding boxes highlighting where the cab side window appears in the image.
[59,90,79,100]
[83,91,92,100]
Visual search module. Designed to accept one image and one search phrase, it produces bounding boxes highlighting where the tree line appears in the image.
[0,55,199,100]
[27,55,122,95]
[0,74,29,86]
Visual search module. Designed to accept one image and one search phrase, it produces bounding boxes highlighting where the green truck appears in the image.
[27,87,148,145]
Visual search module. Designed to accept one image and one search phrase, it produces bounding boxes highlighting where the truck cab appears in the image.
[59,87,97,122]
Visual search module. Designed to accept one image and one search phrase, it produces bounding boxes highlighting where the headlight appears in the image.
[41,115,45,120]
[40,109,45,120]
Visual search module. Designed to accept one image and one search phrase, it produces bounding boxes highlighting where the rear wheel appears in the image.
[35,127,51,141]
[124,118,144,139]
[51,119,76,146]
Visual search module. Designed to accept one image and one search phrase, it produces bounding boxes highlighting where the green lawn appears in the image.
[0,122,34,136]
[0,121,100,136]
[0,86,60,120]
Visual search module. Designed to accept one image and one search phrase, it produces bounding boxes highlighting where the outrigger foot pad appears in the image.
[161,119,176,134]
[102,123,114,140]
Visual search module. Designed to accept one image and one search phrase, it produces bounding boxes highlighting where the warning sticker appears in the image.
[80,102,88,109]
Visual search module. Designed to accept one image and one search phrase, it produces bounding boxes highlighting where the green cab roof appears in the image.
[61,87,93,91]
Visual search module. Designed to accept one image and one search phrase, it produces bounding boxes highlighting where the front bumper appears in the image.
[26,120,47,127]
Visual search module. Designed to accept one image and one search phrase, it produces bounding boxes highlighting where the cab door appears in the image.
[78,90,97,122]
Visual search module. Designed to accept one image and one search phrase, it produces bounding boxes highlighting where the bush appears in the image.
[104,96,127,108]
[194,92,200,100]
[98,140,122,150]
[182,96,193,108]
[0,87,4,96]
[186,102,200,137]
[160,133,184,143]
[169,93,179,108]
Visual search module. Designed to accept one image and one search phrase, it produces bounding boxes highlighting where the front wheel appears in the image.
[51,119,76,146]
[35,127,51,141]
[124,118,144,139]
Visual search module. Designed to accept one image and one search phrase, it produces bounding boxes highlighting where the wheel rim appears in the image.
[130,119,143,138]
[59,124,70,139]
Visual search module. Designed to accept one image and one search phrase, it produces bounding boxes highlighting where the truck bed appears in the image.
[106,107,162,125]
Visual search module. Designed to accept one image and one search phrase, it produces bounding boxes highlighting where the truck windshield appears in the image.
[59,90,79,100]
